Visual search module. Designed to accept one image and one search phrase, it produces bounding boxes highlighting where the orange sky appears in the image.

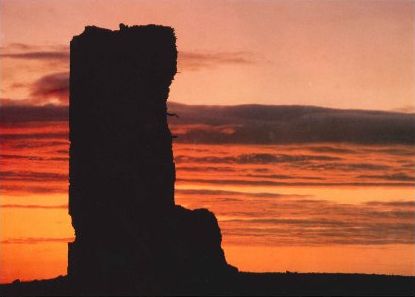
[1,119,414,282]
[1,0,415,284]
[1,0,414,110]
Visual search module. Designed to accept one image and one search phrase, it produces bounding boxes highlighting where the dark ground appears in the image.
[1,272,414,296]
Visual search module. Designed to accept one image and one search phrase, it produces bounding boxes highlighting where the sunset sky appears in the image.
[1,0,414,110]
[1,0,415,283]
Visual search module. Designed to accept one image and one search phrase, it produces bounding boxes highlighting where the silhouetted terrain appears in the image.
[1,273,414,296]
[67,24,234,295]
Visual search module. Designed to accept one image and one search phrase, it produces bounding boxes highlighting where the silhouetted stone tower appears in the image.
[68,25,233,294]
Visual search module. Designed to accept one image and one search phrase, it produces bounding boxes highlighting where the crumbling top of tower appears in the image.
[71,24,177,105]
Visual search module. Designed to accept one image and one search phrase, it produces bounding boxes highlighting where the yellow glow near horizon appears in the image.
[1,0,414,285]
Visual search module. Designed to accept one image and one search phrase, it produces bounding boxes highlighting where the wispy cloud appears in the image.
[176,178,413,187]
[176,166,236,173]
[1,43,255,71]
[178,51,255,71]
[296,162,391,171]
[0,184,67,194]
[306,146,357,154]
[358,173,415,182]
[245,173,323,180]
[0,170,67,182]
[1,98,414,145]
[365,201,415,208]
[3,141,67,150]
[1,204,67,209]
[363,147,415,157]
[29,72,69,104]
[0,51,69,61]
[0,105,68,122]
[168,103,415,145]
[217,197,415,246]
[393,105,415,114]
[0,237,73,244]
[0,154,67,162]
[177,185,415,246]
[0,132,68,140]
[175,153,341,164]
[1,47,256,108]
[176,188,308,198]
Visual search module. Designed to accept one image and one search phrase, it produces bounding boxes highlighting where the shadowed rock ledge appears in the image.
[68,24,236,295]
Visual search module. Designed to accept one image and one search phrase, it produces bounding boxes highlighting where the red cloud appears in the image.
[30,72,69,105]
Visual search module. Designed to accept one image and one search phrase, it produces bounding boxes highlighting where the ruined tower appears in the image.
[68,25,233,294]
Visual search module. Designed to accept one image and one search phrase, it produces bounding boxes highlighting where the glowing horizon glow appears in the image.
[1,123,414,282]
[0,0,414,285]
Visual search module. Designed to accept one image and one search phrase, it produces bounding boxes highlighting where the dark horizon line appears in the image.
[1,270,414,286]
[1,99,415,115]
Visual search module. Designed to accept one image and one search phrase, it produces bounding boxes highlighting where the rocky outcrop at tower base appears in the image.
[68,24,235,295]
